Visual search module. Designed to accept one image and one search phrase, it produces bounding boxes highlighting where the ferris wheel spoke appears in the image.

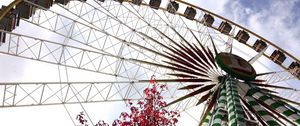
[161,11,211,49]
[152,27,210,69]
[115,7,223,79]
[119,2,188,45]
[249,81,299,91]
[166,84,215,106]
[82,0,220,79]
[137,31,218,77]
[59,0,164,56]
[180,26,221,75]
[160,9,200,44]
[54,1,175,79]
[130,58,213,79]
[189,26,229,54]
[141,27,219,77]
[24,0,152,63]
[88,1,179,52]
[149,9,222,76]
[166,91,207,115]
[23,5,115,55]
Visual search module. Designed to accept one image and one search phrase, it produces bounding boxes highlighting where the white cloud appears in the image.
[226,0,300,58]
[191,0,300,58]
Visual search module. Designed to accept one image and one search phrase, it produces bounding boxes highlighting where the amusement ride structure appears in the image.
[1,0,300,125]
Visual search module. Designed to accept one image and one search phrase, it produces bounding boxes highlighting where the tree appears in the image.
[76,75,180,126]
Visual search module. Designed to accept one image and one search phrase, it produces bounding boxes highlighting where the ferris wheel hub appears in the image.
[215,52,256,81]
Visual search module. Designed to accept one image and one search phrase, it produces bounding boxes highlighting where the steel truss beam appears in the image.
[0,81,188,108]
[0,30,122,76]
[0,30,174,80]
[20,0,174,79]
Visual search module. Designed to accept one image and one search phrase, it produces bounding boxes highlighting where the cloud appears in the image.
[225,0,300,58]
[192,0,300,58]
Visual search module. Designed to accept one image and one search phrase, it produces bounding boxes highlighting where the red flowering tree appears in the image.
[76,75,180,126]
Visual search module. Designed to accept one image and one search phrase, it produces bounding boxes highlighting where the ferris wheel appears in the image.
[1,0,300,126]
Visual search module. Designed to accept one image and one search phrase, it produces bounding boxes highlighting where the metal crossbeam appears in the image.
[0,81,186,108]
[0,30,123,76]
[0,30,174,80]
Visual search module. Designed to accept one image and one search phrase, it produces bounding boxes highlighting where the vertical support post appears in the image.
[12,84,18,106]
[226,78,245,126]
[202,111,212,126]
[211,84,227,126]
[2,85,6,106]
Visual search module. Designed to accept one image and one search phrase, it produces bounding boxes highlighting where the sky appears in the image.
[0,0,300,126]
[193,0,300,59]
